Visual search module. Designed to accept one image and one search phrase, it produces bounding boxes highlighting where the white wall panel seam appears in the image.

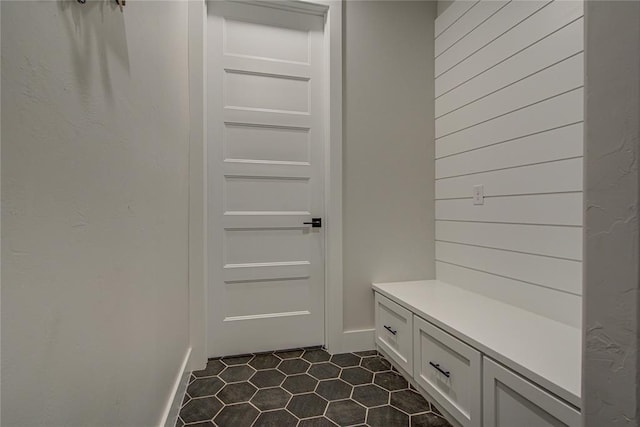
[436,7,583,98]
[435,0,481,38]
[435,50,583,120]
[435,260,582,297]
[436,17,584,116]
[435,0,511,59]
[435,219,583,228]
[436,86,584,141]
[435,239,582,263]
[435,0,553,78]
[435,120,583,160]
[435,155,583,181]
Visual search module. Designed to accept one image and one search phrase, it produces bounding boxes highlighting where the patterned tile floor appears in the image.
[176,347,452,427]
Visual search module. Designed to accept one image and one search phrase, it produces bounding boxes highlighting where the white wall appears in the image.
[583,1,640,424]
[434,0,584,327]
[437,1,454,17]
[1,2,191,426]
[343,0,436,332]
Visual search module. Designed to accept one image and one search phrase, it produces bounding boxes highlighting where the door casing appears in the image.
[186,0,344,370]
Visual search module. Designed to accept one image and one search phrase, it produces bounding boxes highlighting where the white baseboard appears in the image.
[159,347,192,427]
[341,328,375,353]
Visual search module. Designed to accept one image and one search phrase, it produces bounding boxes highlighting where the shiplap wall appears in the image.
[434,0,584,328]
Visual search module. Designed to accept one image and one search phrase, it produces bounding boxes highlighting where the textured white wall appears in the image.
[1,1,191,426]
[583,1,640,425]
[343,0,436,331]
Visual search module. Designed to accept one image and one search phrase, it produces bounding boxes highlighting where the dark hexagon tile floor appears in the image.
[177,347,451,427]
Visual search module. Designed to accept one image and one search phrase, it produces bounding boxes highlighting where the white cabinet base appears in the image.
[375,293,414,374]
[483,358,581,427]
[413,316,481,427]
[373,281,582,427]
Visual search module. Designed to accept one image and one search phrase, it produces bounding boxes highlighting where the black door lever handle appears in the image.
[303,218,322,228]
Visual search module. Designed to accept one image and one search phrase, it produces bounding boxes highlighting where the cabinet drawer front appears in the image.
[375,293,413,373]
[413,316,481,427]
[483,357,580,427]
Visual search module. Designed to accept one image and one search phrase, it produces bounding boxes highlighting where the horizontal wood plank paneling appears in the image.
[436,53,583,137]
[435,0,479,38]
[434,0,584,327]
[436,17,583,117]
[436,261,582,328]
[435,0,549,77]
[435,123,583,178]
[435,193,583,226]
[436,241,582,295]
[436,0,583,97]
[435,0,509,58]
[435,221,583,261]
[435,158,583,199]
[436,88,583,158]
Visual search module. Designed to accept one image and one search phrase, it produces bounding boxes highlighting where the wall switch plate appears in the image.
[473,185,484,205]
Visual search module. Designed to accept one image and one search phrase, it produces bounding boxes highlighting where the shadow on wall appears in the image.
[57,0,130,107]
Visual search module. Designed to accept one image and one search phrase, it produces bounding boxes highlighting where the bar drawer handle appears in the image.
[383,325,397,335]
[429,361,450,378]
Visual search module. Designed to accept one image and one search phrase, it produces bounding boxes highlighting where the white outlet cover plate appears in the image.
[473,184,484,205]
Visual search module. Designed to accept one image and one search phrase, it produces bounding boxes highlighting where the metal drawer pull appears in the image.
[429,361,450,378]
[383,325,397,335]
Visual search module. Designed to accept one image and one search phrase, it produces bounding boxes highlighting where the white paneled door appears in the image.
[207,1,326,357]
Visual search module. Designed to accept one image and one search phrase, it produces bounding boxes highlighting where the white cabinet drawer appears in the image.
[483,357,580,427]
[413,316,481,427]
[374,293,413,373]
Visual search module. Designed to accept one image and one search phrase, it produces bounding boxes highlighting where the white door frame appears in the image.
[187,0,343,370]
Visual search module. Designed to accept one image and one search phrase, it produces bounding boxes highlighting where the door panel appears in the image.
[224,71,310,113]
[224,177,310,212]
[224,17,310,62]
[224,228,310,265]
[207,1,325,357]
[225,279,312,319]
[224,124,310,163]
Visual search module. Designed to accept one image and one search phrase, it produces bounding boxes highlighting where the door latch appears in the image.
[303,218,322,228]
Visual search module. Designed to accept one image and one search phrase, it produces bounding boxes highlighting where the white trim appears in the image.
[341,329,376,353]
[224,310,310,322]
[159,347,192,427]
[187,0,344,360]
[319,0,344,355]
[187,0,208,372]
[230,0,329,16]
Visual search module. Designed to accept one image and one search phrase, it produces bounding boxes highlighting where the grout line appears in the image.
[180,349,438,427]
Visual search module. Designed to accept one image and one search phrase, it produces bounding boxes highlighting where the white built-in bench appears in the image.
[373,280,581,427]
